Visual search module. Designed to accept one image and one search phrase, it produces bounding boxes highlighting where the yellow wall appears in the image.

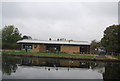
[60,45,80,53]
[21,44,90,53]
[39,44,46,52]
[21,44,46,52]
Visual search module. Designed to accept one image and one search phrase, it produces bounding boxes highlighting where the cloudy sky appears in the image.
[2,1,118,42]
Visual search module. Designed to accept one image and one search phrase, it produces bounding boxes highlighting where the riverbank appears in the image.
[2,50,120,62]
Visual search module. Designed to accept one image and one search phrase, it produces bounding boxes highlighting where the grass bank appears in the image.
[2,50,120,61]
[113,56,120,59]
[2,50,95,58]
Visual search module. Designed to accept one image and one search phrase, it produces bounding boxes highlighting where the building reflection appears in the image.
[2,55,120,79]
[20,57,91,69]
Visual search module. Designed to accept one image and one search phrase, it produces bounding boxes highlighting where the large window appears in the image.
[22,44,32,49]
[80,46,86,52]
[46,44,60,52]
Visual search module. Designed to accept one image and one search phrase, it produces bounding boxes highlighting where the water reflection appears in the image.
[2,55,120,79]
[2,55,21,75]
[103,63,120,80]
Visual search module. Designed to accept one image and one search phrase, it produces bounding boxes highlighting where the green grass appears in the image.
[2,50,96,58]
[97,56,108,59]
[113,56,120,59]
[2,50,120,60]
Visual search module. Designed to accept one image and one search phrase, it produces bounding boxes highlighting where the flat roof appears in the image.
[17,39,90,45]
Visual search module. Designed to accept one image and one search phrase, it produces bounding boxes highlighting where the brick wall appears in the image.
[39,44,46,52]
[21,44,46,52]
[60,45,80,53]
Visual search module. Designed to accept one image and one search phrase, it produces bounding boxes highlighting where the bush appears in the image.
[2,42,21,50]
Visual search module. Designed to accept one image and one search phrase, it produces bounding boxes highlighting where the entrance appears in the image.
[80,46,88,53]
[46,44,60,52]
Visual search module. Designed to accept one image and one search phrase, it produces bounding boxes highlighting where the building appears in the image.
[17,39,90,54]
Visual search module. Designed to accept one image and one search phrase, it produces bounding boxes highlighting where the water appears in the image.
[2,55,120,79]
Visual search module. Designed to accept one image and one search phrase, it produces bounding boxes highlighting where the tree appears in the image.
[2,25,22,43]
[101,24,120,53]
[90,40,101,52]
[0,29,2,49]
[22,35,32,40]
[2,25,22,49]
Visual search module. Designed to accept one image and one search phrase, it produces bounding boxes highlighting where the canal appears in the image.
[2,55,120,80]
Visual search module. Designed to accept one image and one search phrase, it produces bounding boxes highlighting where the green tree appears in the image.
[90,40,101,52]
[101,24,120,53]
[2,25,22,49]
[0,29,2,49]
[22,35,32,40]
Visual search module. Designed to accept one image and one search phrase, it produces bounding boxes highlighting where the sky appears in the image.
[1,0,119,42]
[118,1,120,24]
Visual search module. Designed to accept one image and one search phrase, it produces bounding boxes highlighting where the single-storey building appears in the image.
[17,39,90,54]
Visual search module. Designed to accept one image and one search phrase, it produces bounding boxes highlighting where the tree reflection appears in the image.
[2,55,21,75]
[2,55,120,79]
[90,62,105,74]
[103,62,120,80]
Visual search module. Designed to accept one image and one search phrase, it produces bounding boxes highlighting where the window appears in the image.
[80,46,85,52]
[28,45,32,49]
[22,44,32,49]
[22,45,26,49]
[34,44,37,48]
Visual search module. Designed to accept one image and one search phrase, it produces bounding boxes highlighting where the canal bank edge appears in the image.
[2,52,120,62]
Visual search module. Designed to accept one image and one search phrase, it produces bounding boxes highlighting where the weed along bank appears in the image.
[17,39,90,54]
